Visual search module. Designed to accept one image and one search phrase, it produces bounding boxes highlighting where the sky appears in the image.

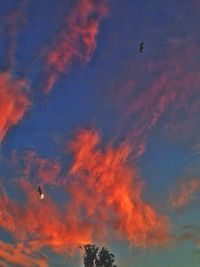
[0,0,200,266]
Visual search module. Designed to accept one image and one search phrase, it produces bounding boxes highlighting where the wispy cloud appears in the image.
[111,41,200,158]
[0,240,48,267]
[169,177,200,209]
[11,150,61,186]
[43,0,108,93]
[1,0,27,69]
[0,71,31,143]
[67,129,170,247]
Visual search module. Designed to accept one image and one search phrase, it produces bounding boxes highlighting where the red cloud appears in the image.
[44,0,108,93]
[0,179,93,255]
[0,241,48,267]
[67,129,170,247]
[0,129,170,264]
[0,72,31,142]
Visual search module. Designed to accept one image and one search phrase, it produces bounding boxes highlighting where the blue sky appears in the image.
[0,0,200,266]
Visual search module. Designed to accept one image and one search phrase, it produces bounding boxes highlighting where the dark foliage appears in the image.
[82,244,117,267]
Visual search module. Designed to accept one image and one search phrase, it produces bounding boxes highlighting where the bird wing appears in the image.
[139,43,144,52]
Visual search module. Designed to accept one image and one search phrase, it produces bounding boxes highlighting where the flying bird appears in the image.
[37,186,44,199]
[139,42,144,53]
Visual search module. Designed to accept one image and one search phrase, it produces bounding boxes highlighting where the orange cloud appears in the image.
[2,178,93,248]
[0,240,48,267]
[0,128,170,265]
[170,177,200,209]
[0,127,172,266]
[67,129,170,247]
[44,0,108,93]
[0,71,31,142]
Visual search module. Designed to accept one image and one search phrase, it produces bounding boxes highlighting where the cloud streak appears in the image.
[0,241,48,267]
[112,42,200,158]
[44,0,108,93]
[0,71,31,143]
[1,1,27,68]
[170,177,200,209]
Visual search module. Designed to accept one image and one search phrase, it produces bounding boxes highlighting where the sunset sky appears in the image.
[0,0,200,266]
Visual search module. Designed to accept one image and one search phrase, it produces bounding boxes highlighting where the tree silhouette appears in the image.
[83,244,99,267]
[96,247,117,267]
[82,244,117,267]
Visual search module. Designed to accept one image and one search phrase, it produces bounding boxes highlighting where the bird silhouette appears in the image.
[38,186,42,195]
[37,186,44,199]
[139,42,144,53]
